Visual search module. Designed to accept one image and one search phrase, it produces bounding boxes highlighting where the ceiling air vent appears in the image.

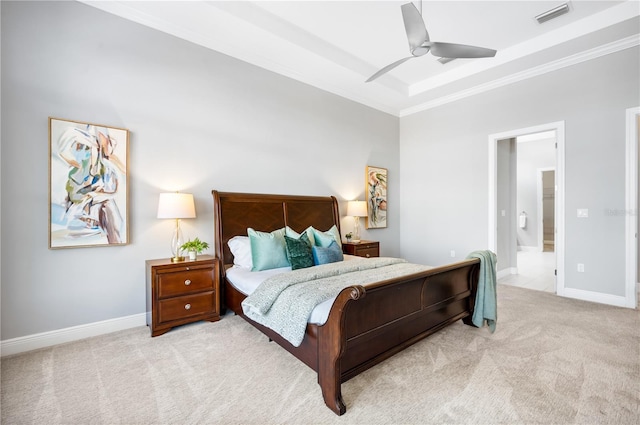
[535,3,570,24]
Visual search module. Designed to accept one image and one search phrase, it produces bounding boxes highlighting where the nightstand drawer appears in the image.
[343,240,379,258]
[158,268,213,298]
[357,247,379,258]
[158,291,215,323]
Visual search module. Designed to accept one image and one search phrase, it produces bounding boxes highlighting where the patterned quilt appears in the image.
[241,257,432,346]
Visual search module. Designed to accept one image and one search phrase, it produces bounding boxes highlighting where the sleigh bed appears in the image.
[213,191,481,415]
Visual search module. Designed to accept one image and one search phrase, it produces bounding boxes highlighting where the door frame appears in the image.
[488,121,565,295]
[625,107,639,308]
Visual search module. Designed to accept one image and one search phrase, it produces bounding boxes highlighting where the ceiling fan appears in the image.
[366,2,497,82]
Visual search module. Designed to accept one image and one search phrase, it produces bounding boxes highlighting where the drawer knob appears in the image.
[184,303,191,310]
[184,279,192,286]
[366,254,371,258]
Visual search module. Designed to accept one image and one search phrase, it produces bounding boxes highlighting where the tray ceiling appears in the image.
[82,1,640,116]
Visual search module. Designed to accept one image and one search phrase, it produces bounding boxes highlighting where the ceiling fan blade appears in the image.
[401,2,429,53]
[428,42,497,59]
[365,56,413,82]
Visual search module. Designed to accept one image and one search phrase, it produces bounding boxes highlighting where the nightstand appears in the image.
[342,240,379,258]
[146,255,220,337]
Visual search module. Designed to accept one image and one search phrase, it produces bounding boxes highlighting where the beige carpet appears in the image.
[2,284,639,424]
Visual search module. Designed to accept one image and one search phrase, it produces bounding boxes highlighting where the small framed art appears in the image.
[366,166,387,229]
[49,117,129,248]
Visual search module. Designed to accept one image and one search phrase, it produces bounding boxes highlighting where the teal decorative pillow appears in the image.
[312,241,344,265]
[285,226,302,238]
[286,226,315,245]
[248,227,290,271]
[284,232,314,270]
[311,225,342,248]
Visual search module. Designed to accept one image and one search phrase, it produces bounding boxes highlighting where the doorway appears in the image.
[488,121,565,295]
[511,133,557,293]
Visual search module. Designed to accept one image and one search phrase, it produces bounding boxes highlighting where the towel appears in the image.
[519,213,527,229]
[466,250,497,332]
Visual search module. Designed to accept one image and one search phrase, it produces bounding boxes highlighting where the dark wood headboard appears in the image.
[213,191,341,268]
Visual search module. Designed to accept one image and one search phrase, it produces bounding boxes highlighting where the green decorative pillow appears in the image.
[312,241,344,265]
[284,232,314,270]
[311,225,342,248]
[248,227,290,271]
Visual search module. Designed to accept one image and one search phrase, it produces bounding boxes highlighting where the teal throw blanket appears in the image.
[466,250,497,332]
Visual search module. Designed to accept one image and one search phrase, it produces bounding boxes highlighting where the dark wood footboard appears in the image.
[224,258,479,415]
[317,258,480,415]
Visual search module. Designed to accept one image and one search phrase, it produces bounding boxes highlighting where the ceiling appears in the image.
[82,1,640,116]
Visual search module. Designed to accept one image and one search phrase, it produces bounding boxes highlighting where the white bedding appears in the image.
[226,255,359,325]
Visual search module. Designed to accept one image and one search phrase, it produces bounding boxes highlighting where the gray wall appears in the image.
[0,1,400,340]
[516,138,556,248]
[400,47,639,298]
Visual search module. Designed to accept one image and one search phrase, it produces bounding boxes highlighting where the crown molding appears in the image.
[400,34,640,117]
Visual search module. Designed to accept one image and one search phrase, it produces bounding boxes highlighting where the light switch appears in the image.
[501,210,506,217]
[577,209,589,218]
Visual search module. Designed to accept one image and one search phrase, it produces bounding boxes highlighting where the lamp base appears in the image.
[170,219,185,263]
[353,216,361,243]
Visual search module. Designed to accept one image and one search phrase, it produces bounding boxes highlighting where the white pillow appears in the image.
[227,236,253,269]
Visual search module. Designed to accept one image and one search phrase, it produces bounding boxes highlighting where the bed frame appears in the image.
[213,191,480,415]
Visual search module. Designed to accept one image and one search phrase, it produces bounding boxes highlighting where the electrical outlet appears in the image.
[577,209,589,218]
[450,250,456,258]
[577,263,585,272]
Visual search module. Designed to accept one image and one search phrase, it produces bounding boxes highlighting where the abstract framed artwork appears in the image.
[365,166,387,229]
[49,117,129,248]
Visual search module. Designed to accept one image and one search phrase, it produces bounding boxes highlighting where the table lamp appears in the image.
[347,200,368,243]
[157,192,196,262]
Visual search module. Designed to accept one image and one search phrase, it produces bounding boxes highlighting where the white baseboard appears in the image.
[497,267,518,279]
[561,288,629,308]
[4,280,635,357]
[1,313,146,357]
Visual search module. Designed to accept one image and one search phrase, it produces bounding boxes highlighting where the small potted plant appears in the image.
[180,237,210,261]
[345,232,353,242]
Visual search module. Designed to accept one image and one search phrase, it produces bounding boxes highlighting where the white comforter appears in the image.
[227,265,336,325]
[226,255,360,325]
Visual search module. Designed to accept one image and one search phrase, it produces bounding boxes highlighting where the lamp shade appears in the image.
[157,193,196,219]
[347,200,368,217]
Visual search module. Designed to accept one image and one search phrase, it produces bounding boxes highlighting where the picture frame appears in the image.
[49,117,129,249]
[365,166,387,229]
